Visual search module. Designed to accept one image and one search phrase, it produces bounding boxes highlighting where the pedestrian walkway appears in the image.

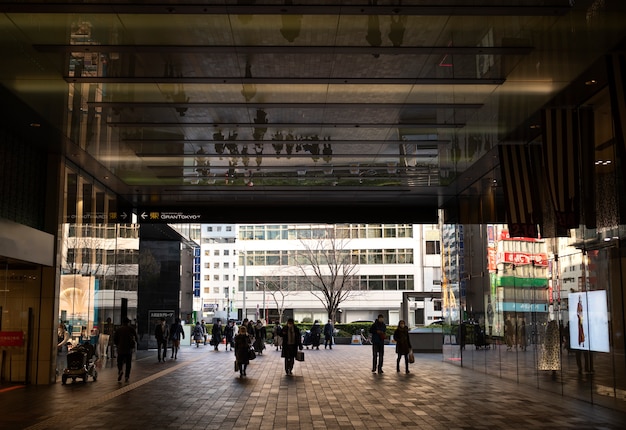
[1,344,625,429]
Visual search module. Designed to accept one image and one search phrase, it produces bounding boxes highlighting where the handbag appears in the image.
[234,360,240,371]
[295,350,304,362]
[408,351,415,364]
[248,348,256,360]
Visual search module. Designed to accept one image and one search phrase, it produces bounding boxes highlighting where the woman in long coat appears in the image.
[234,326,251,377]
[393,320,412,373]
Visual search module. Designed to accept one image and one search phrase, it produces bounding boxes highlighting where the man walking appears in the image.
[369,314,387,374]
[282,318,303,375]
[114,317,138,383]
[154,317,169,362]
[323,319,334,349]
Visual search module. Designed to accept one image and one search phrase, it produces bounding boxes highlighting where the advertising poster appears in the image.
[568,291,609,353]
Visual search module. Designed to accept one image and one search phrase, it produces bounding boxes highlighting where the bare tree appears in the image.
[259,275,294,324]
[295,227,359,322]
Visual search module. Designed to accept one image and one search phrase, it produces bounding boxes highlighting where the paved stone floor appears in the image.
[1,343,626,430]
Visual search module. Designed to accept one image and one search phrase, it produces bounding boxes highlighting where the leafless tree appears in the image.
[295,227,359,322]
[258,275,295,324]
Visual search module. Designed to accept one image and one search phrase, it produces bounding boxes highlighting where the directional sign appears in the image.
[107,206,134,224]
[138,209,203,223]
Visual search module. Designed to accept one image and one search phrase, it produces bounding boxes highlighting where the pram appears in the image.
[62,342,98,384]
[302,330,312,349]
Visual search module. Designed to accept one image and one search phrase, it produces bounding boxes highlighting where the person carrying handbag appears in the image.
[281,318,303,376]
[393,320,412,374]
[234,325,252,378]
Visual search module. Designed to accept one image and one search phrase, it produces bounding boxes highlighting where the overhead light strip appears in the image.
[90,102,483,109]
[108,122,464,128]
[36,44,533,56]
[123,139,451,145]
[66,77,504,85]
[4,4,571,17]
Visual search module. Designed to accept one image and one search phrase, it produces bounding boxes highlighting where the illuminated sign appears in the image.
[0,331,24,347]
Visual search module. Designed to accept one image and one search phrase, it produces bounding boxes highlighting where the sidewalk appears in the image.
[1,344,625,429]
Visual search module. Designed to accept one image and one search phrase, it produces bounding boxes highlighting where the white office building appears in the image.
[197,223,442,326]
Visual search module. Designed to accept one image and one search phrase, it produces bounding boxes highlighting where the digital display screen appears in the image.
[568,291,609,353]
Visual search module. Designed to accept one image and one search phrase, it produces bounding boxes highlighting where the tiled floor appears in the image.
[2,343,626,430]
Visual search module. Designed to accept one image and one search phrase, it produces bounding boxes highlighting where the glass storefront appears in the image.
[440,88,626,410]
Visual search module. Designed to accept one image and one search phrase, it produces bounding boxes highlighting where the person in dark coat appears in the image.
[323,319,334,349]
[154,317,170,362]
[253,320,266,354]
[169,317,185,359]
[234,325,251,377]
[393,320,412,373]
[310,320,321,350]
[113,317,138,383]
[369,314,387,374]
[212,319,223,351]
[224,320,235,352]
[282,318,303,376]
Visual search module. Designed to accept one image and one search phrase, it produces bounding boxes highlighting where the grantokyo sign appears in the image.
[139,211,203,223]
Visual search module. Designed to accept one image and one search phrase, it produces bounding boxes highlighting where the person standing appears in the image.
[310,320,321,350]
[169,317,185,359]
[393,320,412,373]
[246,319,255,344]
[200,320,208,345]
[193,321,204,347]
[282,318,303,376]
[518,317,527,351]
[154,317,169,362]
[273,322,283,351]
[504,315,515,351]
[253,320,266,354]
[234,326,252,377]
[57,322,70,354]
[224,320,235,352]
[369,314,387,374]
[323,319,334,349]
[113,317,138,383]
[102,317,115,358]
[212,319,223,351]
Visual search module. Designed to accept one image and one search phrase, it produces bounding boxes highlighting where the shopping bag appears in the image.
[408,351,415,364]
[234,360,240,371]
[295,350,304,362]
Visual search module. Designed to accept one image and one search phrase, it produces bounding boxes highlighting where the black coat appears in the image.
[393,326,411,355]
[281,324,302,359]
[234,333,251,365]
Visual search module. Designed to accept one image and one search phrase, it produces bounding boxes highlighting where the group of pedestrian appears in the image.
[370,314,412,374]
[154,315,413,381]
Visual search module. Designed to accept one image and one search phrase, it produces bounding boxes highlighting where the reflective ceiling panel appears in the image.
[1,1,625,221]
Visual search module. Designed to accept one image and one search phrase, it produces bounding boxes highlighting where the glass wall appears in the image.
[441,87,626,410]
[58,166,138,360]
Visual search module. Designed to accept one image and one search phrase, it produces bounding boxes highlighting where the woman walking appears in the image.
[169,317,185,360]
[234,325,252,377]
[393,320,412,373]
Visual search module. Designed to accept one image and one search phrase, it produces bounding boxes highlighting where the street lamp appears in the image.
[255,278,267,324]
[242,250,247,321]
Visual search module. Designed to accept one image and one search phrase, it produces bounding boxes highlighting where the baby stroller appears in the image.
[62,342,98,384]
[302,330,312,349]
